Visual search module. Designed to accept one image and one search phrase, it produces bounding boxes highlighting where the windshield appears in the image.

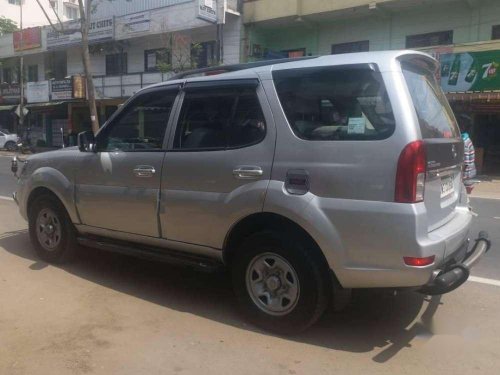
[402,61,460,139]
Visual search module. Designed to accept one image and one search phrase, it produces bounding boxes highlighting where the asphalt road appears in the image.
[0,157,499,374]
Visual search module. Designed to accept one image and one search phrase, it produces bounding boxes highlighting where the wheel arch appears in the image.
[223,212,329,272]
[25,167,78,224]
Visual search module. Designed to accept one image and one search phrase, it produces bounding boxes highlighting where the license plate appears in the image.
[440,175,454,198]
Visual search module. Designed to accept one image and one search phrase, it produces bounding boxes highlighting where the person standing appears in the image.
[462,130,477,180]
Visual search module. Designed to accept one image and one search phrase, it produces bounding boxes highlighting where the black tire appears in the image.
[232,231,331,334]
[28,194,78,263]
[4,141,17,151]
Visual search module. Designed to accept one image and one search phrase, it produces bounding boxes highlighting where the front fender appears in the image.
[18,167,78,224]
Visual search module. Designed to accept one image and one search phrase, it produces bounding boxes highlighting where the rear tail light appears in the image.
[395,140,426,203]
[404,255,435,267]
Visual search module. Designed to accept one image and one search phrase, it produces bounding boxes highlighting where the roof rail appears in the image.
[169,56,318,80]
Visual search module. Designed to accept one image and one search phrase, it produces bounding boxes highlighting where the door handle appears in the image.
[233,166,263,179]
[133,165,156,178]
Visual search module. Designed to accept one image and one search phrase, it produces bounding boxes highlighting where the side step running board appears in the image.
[77,236,224,272]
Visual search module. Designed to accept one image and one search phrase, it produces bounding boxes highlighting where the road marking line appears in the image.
[0,195,14,201]
[470,196,500,201]
[469,276,500,287]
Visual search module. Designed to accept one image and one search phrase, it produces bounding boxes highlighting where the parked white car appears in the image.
[0,129,18,151]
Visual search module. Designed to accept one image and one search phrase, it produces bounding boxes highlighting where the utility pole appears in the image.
[19,0,24,135]
[79,0,100,134]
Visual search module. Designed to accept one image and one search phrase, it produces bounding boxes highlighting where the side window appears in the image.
[273,67,395,141]
[97,89,177,152]
[174,87,266,150]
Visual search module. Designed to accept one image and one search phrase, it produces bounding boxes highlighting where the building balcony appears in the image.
[93,71,174,100]
[243,0,452,24]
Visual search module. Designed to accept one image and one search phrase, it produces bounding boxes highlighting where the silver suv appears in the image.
[12,51,490,333]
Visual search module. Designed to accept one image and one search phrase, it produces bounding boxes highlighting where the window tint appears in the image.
[97,90,177,152]
[331,40,369,55]
[406,30,453,48]
[402,61,460,139]
[273,67,395,141]
[492,25,500,40]
[174,88,265,150]
[106,53,128,75]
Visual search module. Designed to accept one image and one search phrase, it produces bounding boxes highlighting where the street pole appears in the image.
[19,0,24,135]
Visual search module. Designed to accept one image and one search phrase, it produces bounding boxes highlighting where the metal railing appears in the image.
[92,71,175,99]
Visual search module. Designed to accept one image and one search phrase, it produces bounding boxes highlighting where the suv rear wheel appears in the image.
[232,231,330,334]
[28,194,77,263]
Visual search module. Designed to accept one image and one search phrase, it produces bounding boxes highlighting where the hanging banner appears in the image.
[198,0,217,23]
[13,27,42,51]
[439,50,500,92]
[72,76,86,99]
[47,18,114,49]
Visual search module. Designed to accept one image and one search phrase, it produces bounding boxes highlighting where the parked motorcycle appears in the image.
[17,128,35,154]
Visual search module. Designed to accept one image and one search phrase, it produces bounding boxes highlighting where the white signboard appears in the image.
[115,11,151,38]
[198,0,217,23]
[27,81,50,103]
[47,18,114,49]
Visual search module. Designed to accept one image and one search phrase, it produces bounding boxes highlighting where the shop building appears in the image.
[0,0,243,145]
[243,0,500,174]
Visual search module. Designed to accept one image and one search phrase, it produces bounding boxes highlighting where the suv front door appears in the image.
[160,79,275,249]
[75,85,179,237]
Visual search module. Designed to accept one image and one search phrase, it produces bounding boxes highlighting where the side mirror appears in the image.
[78,131,96,152]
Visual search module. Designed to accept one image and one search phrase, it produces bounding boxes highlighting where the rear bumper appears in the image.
[419,231,491,295]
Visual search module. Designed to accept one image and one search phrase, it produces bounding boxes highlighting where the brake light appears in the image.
[395,140,426,203]
[403,255,435,267]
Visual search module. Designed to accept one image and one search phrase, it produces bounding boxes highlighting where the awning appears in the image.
[25,101,66,109]
[0,105,16,111]
[446,92,500,101]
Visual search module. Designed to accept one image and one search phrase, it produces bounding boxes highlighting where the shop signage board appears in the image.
[0,84,21,104]
[51,79,73,100]
[47,18,114,49]
[198,0,217,23]
[13,27,42,51]
[115,11,151,38]
[0,84,20,97]
[440,50,500,92]
[27,81,50,103]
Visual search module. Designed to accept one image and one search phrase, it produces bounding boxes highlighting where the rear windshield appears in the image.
[402,61,460,139]
[273,66,395,141]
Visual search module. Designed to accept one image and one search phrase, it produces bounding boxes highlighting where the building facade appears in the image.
[0,0,243,146]
[2,0,78,28]
[243,0,500,174]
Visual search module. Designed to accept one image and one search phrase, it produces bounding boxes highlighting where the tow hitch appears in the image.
[420,231,491,295]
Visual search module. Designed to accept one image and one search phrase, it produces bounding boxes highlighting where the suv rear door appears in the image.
[160,79,275,249]
[402,59,464,232]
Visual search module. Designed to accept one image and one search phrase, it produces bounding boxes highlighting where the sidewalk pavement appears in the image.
[471,178,500,200]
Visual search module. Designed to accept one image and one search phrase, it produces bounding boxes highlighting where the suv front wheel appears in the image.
[28,194,78,263]
[232,231,330,334]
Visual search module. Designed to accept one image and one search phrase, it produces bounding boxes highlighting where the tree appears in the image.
[0,16,18,36]
[36,0,100,134]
